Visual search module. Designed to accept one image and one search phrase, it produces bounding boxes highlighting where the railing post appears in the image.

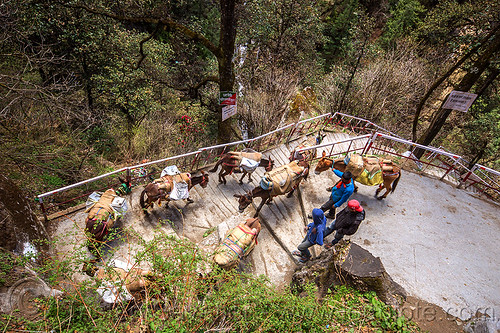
[126,168,132,185]
[38,197,48,223]
[362,131,378,155]
[440,156,460,181]
[458,165,477,189]
[285,120,300,144]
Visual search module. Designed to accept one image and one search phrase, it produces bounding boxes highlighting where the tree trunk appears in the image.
[411,25,500,142]
[468,143,486,169]
[413,30,500,159]
[216,0,238,145]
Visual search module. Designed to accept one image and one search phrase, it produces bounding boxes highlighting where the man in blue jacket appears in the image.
[293,208,326,263]
[316,170,355,219]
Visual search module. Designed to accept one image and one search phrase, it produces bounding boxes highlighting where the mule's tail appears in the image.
[391,171,402,193]
[139,189,148,209]
[209,158,223,173]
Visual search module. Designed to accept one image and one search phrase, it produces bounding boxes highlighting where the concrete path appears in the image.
[51,131,500,322]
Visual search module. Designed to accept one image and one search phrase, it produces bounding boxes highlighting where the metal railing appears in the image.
[37,112,500,220]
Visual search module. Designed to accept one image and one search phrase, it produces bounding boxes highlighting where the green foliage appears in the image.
[379,0,426,49]
[203,227,217,238]
[238,0,324,77]
[320,0,362,69]
[0,251,17,286]
[412,0,498,53]
[83,126,118,157]
[366,291,414,331]
[6,235,419,332]
[443,97,500,169]
[40,173,65,188]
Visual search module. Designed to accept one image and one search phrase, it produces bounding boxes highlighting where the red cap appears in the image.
[348,200,363,212]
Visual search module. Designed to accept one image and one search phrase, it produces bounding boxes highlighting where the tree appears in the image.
[235,0,323,137]
[64,0,238,144]
[413,28,500,159]
[379,0,425,49]
[460,99,500,169]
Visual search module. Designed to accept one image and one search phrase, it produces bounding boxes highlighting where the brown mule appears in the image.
[234,160,309,217]
[289,131,326,162]
[314,151,401,200]
[85,189,120,242]
[209,149,274,184]
[213,217,262,270]
[139,171,209,212]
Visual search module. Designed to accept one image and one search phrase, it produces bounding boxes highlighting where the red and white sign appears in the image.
[220,91,237,121]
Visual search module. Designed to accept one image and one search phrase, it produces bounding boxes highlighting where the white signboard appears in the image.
[222,104,237,121]
[442,90,477,112]
[220,91,237,121]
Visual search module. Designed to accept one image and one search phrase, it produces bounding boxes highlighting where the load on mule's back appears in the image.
[209,148,274,184]
[289,130,326,162]
[234,159,310,217]
[314,151,401,200]
[140,165,209,213]
[213,218,261,270]
[85,187,129,248]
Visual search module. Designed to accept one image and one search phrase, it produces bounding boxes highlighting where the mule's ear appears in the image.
[234,194,242,198]
[201,170,205,175]
[322,151,326,158]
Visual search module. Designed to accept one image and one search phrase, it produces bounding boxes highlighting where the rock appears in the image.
[291,241,406,307]
[0,174,49,257]
[0,252,62,317]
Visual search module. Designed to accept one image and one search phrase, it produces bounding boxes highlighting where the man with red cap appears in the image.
[323,199,365,249]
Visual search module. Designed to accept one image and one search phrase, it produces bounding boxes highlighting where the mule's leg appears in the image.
[239,171,247,184]
[353,181,358,193]
[186,197,194,203]
[375,184,391,200]
[286,188,296,198]
[247,171,253,182]
[254,197,269,218]
[379,185,392,199]
[220,168,230,185]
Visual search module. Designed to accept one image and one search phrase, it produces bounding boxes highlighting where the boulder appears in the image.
[291,241,406,307]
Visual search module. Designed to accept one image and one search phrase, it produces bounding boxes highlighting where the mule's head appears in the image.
[234,192,253,212]
[316,131,326,145]
[200,170,209,188]
[265,157,275,172]
[296,160,310,181]
[245,217,262,236]
[145,183,161,197]
[314,151,333,175]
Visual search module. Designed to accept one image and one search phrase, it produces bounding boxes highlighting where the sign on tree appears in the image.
[442,90,478,112]
[220,91,237,121]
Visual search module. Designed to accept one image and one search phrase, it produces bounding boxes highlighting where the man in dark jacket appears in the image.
[323,199,365,249]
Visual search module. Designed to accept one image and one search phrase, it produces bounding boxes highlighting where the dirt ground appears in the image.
[403,296,465,333]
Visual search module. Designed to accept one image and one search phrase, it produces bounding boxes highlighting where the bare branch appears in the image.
[134,25,160,70]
